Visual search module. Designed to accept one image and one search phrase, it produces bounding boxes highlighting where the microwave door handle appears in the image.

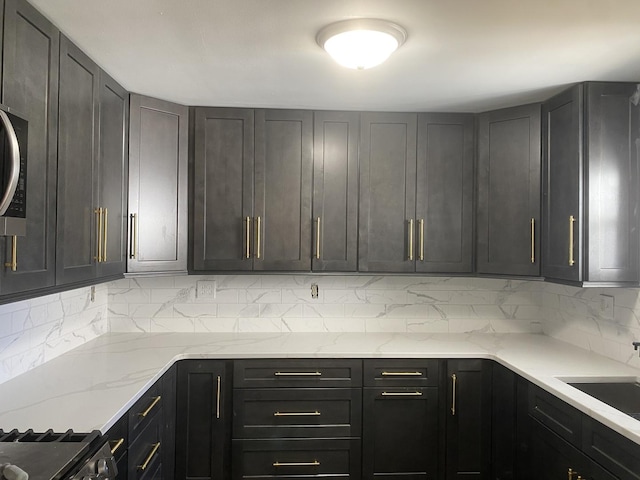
[0,111,20,216]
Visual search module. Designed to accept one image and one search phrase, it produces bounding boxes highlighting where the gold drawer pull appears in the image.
[273,461,320,467]
[530,217,535,264]
[381,391,423,396]
[110,438,125,455]
[245,216,251,259]
[138,396,161,417]
[381,371,423,376]
[4,235,17,271]
[451,373,457,416]
[274,411,321,417]
[274,371,322,376]
[408,219,414,260]
[138,442,160,471]
[568,215,576,266]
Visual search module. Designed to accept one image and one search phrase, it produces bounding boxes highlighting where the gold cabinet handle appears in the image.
[381,391,423,396]
[138,396,161,417]
[568,468,576,480]
[408,219,414,260]
[216,375,221,419]
[451,373,457,416]
[274,411,321,416]
[138,442,160,471]
[4,235,17,271]
[530,218,535,264]
[381,371,423,376]
[419,219,424,261]
[110,438,125,455]
[568,215,576,266]
[315,216,321,260]
[129,213,138,259]
[274,371,321,376]
[94,207,103,262]
[245,216,251,259]
[102,207,108,262]
[273,461,320,467]
[255,216,261,259]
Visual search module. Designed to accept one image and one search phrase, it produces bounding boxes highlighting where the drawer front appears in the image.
[106,416,129,464]
[363,359,440,387]
[232,438,361,479]
[582,417,640,480]
[234,359,362,388]
[528,384,582,446]
[129,380,163,442]
[233,388,362,438]
[128,414,162,480]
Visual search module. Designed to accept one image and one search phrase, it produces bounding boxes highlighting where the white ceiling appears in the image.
[29,0,640,112]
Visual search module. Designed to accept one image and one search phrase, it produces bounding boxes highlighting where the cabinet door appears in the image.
[584,82,640,284]
[446,359,491,480]
[477,104,541,276]
[128,94,188,273]
[416,113,474,273]
[0,0,58,294]
[312,111,358,272]
[175,360,232,480]
[56,35,99,285]
[359,113,417,272]
[97,70,128,278]
[193,107,254,271]
[254,109,312,271]
[363,386,439,479]
[542,85,583,282]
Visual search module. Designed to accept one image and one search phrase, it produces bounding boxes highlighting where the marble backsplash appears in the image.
[0,284,108,384]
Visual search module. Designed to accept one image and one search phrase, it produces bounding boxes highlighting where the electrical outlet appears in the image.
[197,280,217,299]
[311,283,319,299]
[600,294,614,320]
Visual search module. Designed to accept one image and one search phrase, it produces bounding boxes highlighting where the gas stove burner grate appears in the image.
[0,429,102,444]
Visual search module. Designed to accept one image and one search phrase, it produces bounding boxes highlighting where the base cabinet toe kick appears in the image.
[103,358,640,480]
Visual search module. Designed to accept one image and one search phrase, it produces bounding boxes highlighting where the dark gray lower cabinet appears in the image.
[0,0,59,295]
[445,359,491,480]
[175,360,232,480]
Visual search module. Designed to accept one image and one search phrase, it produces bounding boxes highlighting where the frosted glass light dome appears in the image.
[317,19,407,70]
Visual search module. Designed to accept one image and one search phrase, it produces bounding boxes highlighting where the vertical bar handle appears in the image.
[94,207,103,262]
[315,217,321,260]
[419,219,424,261]
[255,216,261,259]
[408,219,414,261]
[103,207,108,262]
[530,218,535,264]
[129,213,138,259]
[216,375,221,419]
[4,235,17,271]
[568,215,576,266]
[451,373,457,416]
[245,216,251,259]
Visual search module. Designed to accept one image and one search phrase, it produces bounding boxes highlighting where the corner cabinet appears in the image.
[542,82,640,286]
[0,0,59,295]
[128,94,188,274]
[476,104,541,276]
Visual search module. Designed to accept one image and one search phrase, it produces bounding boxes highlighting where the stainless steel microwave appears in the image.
[0,105,27,237]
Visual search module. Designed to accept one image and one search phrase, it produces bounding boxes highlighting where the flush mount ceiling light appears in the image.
[316,19,407,70]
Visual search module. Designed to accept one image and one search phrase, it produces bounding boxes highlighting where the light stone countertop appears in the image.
[0,332,639,446]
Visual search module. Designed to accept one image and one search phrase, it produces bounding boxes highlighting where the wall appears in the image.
[0,284,109,384]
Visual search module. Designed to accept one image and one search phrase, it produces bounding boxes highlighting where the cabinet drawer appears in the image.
[234,359,362,388]
[232,438,361,479]
[363,359,440,387]
[582,417,640,480]
[233,388,361,438]
[128,381,163,442]
[106,416,128,464]
[128,414,162,480]
[528,384,581,445]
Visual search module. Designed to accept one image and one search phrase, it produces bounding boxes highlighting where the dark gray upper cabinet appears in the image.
[128,94,188,274]
[417,113,474,273]
[253,109,313,271]
[477,104,541,276]
[192,107,254,271]
[0,0,59,295]
[55,35,100,286]
[359,112,417,272]
[312,111,359,272]
[543,82,640,286]
[97,71,129,278]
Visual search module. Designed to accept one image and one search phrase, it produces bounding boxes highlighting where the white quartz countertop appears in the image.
[0,332,639,446]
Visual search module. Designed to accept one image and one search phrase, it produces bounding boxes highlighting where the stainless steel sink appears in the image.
[561,377,640,420]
